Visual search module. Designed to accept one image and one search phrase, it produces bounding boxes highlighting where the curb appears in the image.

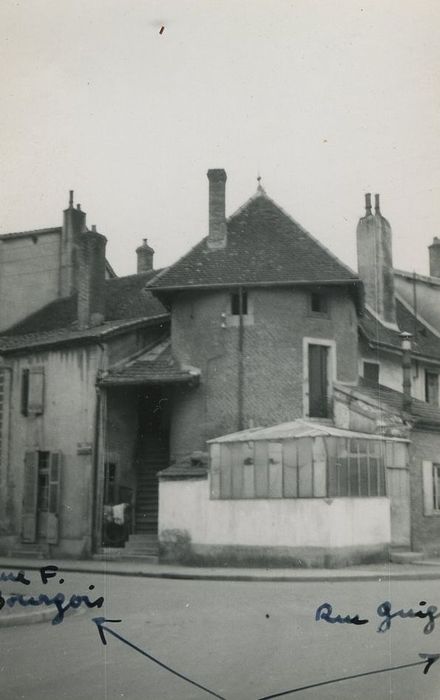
[1,561,440,583]
[0,607,56,628]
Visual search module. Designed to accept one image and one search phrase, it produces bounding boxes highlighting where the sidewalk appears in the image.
[1,556,440,582]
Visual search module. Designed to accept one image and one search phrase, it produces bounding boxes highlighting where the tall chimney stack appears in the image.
[207,169,227,250]
[136,239,154,273]
[60,191,87,297]
[356,193,396,326]
[77,227,107,329]
[429,237,440,277]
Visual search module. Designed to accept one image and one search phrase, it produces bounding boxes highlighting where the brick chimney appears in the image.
[136,239,154,273]
[77,225,107,329]
[60,191,88,297]
[429,237,440,277]
[207,169,227,250]
[356,193,396,325]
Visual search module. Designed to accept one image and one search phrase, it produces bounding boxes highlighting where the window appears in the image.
[230,290,248,316]
[21,367,44,416]
[423,461,440,515]
[308,345,329,418]
[211,437,386,500]
[22,450,61,543]
[425,371,439,406]
[310,291,328,315]
[363,361,380,385]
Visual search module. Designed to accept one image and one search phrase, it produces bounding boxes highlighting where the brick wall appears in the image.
[409,429,440,554]
[169,285,358,461]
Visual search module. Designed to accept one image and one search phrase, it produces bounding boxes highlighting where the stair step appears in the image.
[390,550,425,564]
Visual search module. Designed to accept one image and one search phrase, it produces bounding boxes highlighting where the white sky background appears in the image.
[0,0,439,277]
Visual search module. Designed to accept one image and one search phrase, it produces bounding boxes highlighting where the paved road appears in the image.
[0,569,439,699]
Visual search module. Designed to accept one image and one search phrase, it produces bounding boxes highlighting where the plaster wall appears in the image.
[159,478,390,566]
[2,345,102,556]
[0,232,61,331]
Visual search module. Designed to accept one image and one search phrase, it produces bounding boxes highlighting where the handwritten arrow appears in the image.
[92,617,227,700]
[256,653,440,699]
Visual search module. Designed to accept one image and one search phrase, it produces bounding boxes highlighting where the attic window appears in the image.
[363,361,380,385]
[231,291,248,316]
[310,291,328,315]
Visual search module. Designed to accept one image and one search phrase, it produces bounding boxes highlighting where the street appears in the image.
[1,570,440,699]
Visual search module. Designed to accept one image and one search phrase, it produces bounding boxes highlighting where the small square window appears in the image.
[310,292,328,314]
[363,362,380,385]
[231,291,248,316]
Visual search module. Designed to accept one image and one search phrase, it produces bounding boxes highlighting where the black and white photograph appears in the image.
[1,1,440,698]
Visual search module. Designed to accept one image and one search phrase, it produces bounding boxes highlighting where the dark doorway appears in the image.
[134,387,170,534]
[308,344,329,418]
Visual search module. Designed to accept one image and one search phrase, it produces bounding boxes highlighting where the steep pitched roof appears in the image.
[148,191,361,300]
[360,299,440,362]
[99,338,200,386]
[0,270,168,352]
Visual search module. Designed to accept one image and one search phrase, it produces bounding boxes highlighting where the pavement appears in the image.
[1,555,440,583]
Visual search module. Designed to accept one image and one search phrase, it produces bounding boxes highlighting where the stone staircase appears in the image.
[134,440,168,535]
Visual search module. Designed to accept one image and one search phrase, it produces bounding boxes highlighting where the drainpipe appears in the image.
[400,331,412,412]
[91,385,102,553]
[238,286,245,431]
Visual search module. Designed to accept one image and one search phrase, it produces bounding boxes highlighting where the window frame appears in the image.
[309,290,329,317]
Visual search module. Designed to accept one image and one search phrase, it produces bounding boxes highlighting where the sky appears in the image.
[1,0,439,277]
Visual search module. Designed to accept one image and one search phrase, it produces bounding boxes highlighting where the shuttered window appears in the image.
[21,449,62,543]
[21,367,45,416]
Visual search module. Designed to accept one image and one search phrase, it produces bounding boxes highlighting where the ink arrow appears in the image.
[92,617,227,700]
[256,652,440,699]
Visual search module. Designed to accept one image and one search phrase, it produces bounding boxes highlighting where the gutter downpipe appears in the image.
[238,286,245,431]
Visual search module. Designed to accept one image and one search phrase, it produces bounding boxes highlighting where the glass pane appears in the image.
[283,440,298,497]
[298,438,313,497]
[255,442,269,497]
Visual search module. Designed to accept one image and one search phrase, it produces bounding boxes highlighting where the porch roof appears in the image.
[99,339,201,386]
[207,419,408,444]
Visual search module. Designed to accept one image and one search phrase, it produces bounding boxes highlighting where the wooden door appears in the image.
[308,345,328,418]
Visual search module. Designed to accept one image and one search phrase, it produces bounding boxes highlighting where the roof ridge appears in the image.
[0,226,62,240]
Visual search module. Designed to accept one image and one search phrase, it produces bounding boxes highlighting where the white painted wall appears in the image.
[159,479,390,548]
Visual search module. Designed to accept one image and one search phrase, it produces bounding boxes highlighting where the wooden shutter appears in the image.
[422,460,434,516]
[22,451,38,543]
[28,366,44,415]
[47,451,61,544]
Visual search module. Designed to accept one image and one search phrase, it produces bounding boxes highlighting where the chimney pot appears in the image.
[91,225,97,232]
[136,238,154,274]
[429,237,440,277]
[207,169,227,250]
[374,193,380,213]
[365,193,372,215]
[77,204,81,211]
[69,190,74,207]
